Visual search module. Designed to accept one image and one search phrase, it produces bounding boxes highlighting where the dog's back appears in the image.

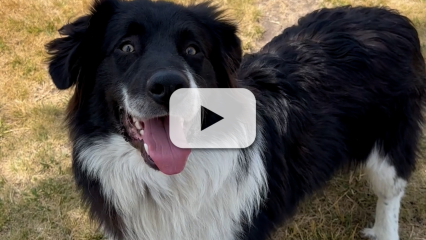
[267,6,424,67]
[238,6,425,240]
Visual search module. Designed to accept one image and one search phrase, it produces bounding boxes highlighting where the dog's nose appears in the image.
[147,70,189,105]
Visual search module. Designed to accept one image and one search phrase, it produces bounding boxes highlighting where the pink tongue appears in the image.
[142,116,191,175]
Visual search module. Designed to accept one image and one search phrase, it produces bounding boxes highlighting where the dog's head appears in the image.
[46,0,242,175]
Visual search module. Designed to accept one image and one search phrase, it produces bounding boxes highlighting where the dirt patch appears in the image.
[255,0,320,50]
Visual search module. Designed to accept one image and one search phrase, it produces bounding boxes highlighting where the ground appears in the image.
[255,0,320,50]
[0,0,425,239]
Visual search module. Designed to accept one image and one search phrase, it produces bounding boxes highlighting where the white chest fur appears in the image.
[77,134,267,240]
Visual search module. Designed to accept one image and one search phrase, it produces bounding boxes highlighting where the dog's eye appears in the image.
[185,46,197,56]
[121,44,135,53]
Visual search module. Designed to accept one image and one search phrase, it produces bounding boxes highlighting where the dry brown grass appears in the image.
[0,1,99,239]
[0,0,424,239]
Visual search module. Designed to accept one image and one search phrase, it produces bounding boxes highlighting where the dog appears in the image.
[46,0,426,239]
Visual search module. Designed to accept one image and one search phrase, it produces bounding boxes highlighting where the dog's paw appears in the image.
[361,227,400,240]
[361,228,377,240]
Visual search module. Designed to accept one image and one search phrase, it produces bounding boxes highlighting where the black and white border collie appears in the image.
[46,0,426,239]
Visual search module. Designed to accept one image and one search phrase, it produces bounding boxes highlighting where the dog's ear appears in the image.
[46,0,117,90]
[190,3,242,88]
[46,15,90,90]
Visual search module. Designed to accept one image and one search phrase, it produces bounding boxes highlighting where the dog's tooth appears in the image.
[140,129,144,136]
[135,121,142,129]
[132,117,137,123]
[144,143,149,154]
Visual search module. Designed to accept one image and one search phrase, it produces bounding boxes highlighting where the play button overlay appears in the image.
[169,88,256,149]
[200,106,224,131]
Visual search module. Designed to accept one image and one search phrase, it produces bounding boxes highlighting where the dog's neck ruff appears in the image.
[76,133,267,240]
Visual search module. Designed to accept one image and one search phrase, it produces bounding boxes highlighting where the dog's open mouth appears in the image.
[120,109,191,175]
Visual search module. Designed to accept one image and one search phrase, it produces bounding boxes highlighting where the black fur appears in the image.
[239,7,425,238]
[46,0,426,239]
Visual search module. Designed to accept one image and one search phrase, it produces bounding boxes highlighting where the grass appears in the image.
[0,0,94,238]
[0,0,424,239]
